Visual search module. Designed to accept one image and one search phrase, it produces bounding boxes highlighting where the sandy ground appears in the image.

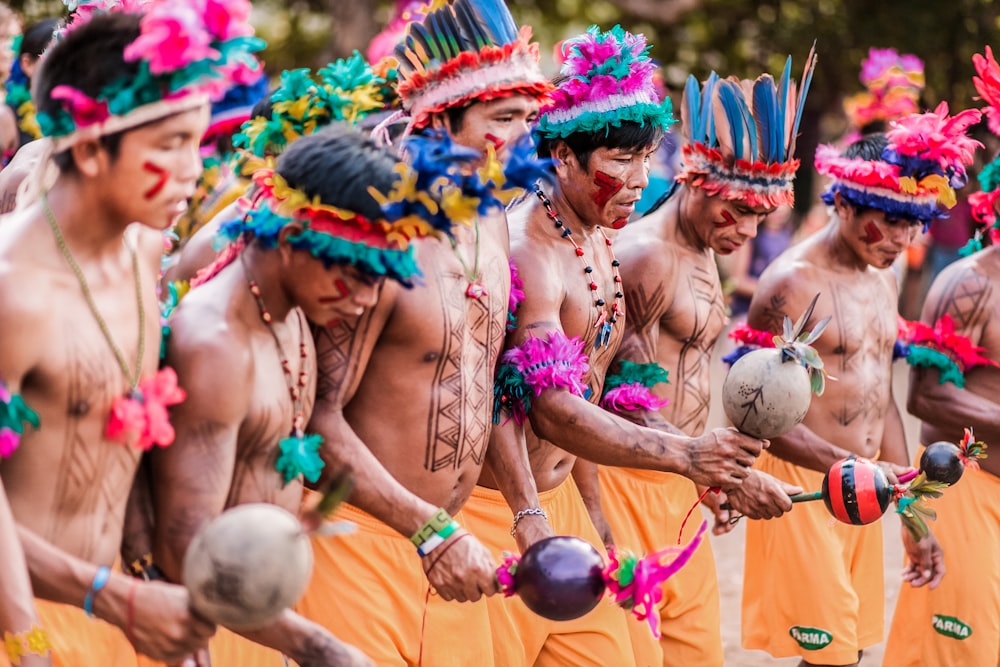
[708,335,918,667]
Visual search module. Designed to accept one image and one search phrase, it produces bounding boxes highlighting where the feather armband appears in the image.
[600,361,669,412]
[898,314,998,387]
[0,381,40,459]
[493,331,590,424]
[721,324,776,367]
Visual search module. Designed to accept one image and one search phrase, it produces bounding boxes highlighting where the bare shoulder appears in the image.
[921,248,1000,323]
[0,260,54,381]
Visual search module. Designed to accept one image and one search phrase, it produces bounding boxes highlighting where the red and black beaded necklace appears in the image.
[534,186,623,349]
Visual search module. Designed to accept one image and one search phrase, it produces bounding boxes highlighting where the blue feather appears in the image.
[703,72,718,146]
[454,0,491,50]
[777,56,791,161]
[718,81,746,160]
[467,0,518,46]
[685,75,703,143]
[753,76,778,162]
[791,43,817,158]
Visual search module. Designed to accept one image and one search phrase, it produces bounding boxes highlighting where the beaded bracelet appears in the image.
[84,565,111,617]
[4,625,51,665]
[409,508,453,550]
[510,508,548,536]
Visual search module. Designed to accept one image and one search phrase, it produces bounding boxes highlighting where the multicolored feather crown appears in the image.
[678,48,817,209]
[392,0,552,130]
[843,48,925,132]
[966,47,1000,249]
[534,25,674,140]
[221,130,536,285]
[38,0,264,151]
[815,102,982,226]
[234,52,387,158]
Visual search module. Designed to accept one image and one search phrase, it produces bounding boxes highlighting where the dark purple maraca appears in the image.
[919,441,965,485]
[512,536,606,621]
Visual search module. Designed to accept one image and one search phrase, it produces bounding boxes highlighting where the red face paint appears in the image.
[142,161,169,200]
[713,209,738,228]
[592,171,623,209]
[861,221,883,244]
[611,217,629,230]
[319,278,350,304]
[484,133,505,150]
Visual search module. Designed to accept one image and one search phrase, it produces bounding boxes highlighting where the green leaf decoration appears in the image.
[275,431,326,485]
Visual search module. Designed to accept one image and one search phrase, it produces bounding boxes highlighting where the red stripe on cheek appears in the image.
[592,171,623,208]
[861,221,883,244]
[142,161,169,200]
[714,210,737,228]
[485,133,505,150]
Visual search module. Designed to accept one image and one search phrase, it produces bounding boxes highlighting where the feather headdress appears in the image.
[843,48,925,133]
[815,102,982,227]
[962,47,1000,253]
[38,0,264,152]
[393,0,552,131]
[235,52,387,159]
[678,47,817,209]
[534,24,675,140]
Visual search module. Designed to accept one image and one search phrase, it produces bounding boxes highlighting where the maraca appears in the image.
[897,428,987,486]
[497,521,708,637]
[788,455,893,525]
[722,293,830,439]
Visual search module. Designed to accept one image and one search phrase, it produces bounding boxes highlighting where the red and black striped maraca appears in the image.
[790,455,893,525]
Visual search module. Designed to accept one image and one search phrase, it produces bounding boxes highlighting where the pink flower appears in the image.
[0,428,19,458]
[105,368,186,450]
[125,4,217,74]
[51,86,110,127]
[203,0,254,41]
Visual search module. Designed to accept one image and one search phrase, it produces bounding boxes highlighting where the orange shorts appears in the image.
[294,502,493,667]
[0,599,137,667]
[135,627,289,667]
[462,476,635,667]
[742,451,884,665]
[884,452,1000,667]
[598,466,723,667]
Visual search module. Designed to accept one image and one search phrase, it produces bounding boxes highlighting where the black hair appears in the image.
[844,132,888,161]
[276,122,400,221]
[249,92,274,122]
[33,12,142,172]
[536,121,665,170]
[19,18,59,60]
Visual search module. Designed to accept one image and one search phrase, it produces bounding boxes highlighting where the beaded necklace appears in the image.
[534,187,623,349]
[240,254,325,486]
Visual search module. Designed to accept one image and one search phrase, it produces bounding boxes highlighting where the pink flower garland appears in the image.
[105,367,187,450]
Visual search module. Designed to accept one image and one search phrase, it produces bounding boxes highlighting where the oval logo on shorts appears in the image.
[789,626,833,650]
[932,614,972,640]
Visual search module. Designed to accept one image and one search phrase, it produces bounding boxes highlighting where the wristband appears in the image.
[416,520,460,557]
[510,508,548,536]
[409,508,453,549]
[84,566,111,618]
[3,625,51,665]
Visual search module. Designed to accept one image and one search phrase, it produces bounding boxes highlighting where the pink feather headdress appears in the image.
[966,47,1000,250]
[815,102,982,226]
[843,48,925,132]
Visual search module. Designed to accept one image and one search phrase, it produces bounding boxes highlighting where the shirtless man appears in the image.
[293,1,555,664]
[602,67,812,666]
[884,64,1000,665]
[0,3,262,663]
[144,127,419,667]
[464,27,766,666]
[740,106,980,666]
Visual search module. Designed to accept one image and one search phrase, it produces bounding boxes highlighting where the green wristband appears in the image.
[410,508,453,549]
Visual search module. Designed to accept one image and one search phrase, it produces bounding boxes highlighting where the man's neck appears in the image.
[44,177,134,260]
[820,216,869,272]
[540,181,600,238]
[671,185,710,253]
[239,244,296,325]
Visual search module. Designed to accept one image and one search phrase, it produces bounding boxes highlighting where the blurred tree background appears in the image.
[12,0,999,209]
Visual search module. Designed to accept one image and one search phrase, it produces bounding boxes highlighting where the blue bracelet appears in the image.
[84,566,111,618]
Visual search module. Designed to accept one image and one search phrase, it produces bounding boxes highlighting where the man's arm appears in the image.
[480,417,552,552]
[508,245,762,487]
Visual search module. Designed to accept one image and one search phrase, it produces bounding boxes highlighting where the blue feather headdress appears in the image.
[393,0,552,131]
[679,46,817,209]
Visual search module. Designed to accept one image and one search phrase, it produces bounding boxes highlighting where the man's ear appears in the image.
[550,140,577,178]
[428,112,450,134]
[69,138,110,179]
